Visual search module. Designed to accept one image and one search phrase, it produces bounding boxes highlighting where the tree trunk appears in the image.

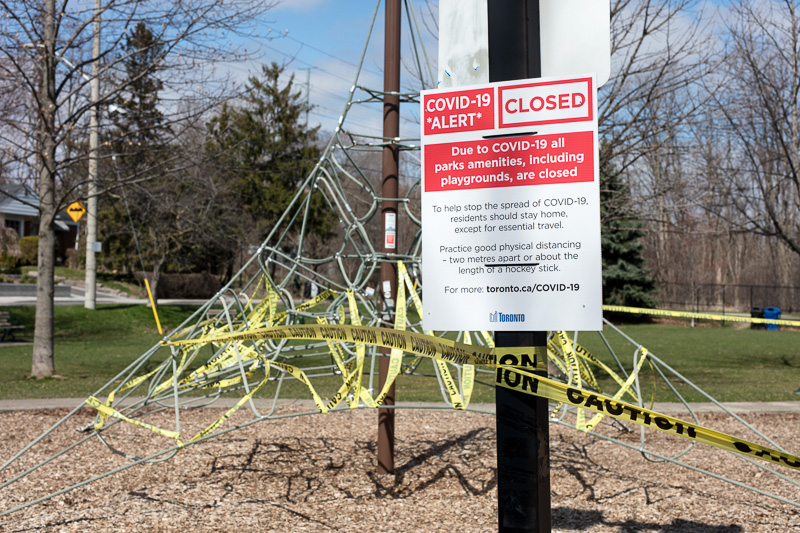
[32,192,56,378]
[31,0,57,378]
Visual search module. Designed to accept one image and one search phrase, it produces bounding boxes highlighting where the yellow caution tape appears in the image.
[272,361,329,412]
[256,287,337,328]
[317,316,350,376]
[549,333,584,423]
[567,336,588,430]
[494,365,800,471]
[83,316,800,472]
[546,336,655,427]
[373,266,407,407]
[604,305,800,327]
[399,261,471,409]
[92,348,192,428]
[479,330,495,348]
[166,324,540,370]
[435,359,465,409]
[460,331,475,410]
[572,341,637,403]
[547,346,569,379]
[268,285,278,325]
[397,261,475,410]
[346,289,365,409]
[287,289,374,410]
[242,275,265,314]
[163,323,800,471]
[190,355,271,442]
[89,355,274,446]
[86,396,182,444]
[84,273,800,472]
[582,347,651,432]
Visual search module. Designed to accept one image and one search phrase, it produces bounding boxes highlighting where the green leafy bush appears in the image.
[0,252,20,271]
[18,236,38,266]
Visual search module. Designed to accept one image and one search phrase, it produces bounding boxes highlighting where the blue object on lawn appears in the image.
[763,307,781,330]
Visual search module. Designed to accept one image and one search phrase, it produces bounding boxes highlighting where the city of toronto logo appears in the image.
[489,311,526,323]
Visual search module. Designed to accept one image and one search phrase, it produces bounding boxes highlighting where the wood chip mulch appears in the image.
[1,406,798,532]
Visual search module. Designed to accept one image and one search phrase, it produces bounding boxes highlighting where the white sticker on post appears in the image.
[383,280,392,299]
[384,212,396,250]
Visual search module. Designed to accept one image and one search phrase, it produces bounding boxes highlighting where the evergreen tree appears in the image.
[100,22,170,288]
[109,22,169,172]
[100,23,241,300]
[207,62,335,244]
[600,164,659,309]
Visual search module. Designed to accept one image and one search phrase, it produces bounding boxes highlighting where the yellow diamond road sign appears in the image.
[67,201,86,223]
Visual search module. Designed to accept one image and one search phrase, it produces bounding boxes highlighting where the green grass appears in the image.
[576,322,800,403]
[0,306,798,403]
[0,305,199,398]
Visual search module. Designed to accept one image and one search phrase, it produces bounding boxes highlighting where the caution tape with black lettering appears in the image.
[496,364,800,472]
[83,272,800,472]
[166,323,543,371]
[161,323,800,472]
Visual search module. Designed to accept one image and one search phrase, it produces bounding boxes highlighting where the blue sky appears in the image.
[231,0,435,137]
[233,0,727,138]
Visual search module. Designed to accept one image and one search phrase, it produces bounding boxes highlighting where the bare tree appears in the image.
[708,1,800,258]
[601,0,716,178]
[0,0,275,377]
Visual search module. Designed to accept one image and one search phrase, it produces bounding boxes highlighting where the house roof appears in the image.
[0,184,39,218]
[0,184,78,228]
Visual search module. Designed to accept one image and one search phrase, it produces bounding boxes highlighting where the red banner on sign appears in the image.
[422,87,495,136]
[424,131,594,192]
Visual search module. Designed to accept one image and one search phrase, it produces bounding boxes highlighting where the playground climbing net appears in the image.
[1,0,799,519]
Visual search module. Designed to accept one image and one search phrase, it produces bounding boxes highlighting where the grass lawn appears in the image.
[0,305,199,399]
[576,321,800,403]
[0,306,798,403]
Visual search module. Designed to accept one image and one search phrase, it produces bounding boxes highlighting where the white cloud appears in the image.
[272,0,330,13]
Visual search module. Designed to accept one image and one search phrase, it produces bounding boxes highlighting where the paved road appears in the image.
[0,284,208,307]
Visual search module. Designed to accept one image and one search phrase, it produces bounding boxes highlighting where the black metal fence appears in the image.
[658,282,800,314]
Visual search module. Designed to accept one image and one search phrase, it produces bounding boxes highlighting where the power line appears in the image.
[261,42,366,85]
[279,32,383,78]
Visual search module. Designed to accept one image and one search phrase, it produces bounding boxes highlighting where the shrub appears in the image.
[135,272,222,299]
[0,252,20,271]
[18,236,38,266]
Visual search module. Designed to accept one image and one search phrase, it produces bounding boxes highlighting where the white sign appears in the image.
[438,0,489,88]
[540,0,611,86]
[421,75,602,332]
[438,0,610,88]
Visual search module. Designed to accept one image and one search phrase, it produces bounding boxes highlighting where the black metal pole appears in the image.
[378,0,401,476]
[488,1,551,531]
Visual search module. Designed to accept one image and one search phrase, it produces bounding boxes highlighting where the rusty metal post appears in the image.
[378,0,401,476]
[489,1,551,531]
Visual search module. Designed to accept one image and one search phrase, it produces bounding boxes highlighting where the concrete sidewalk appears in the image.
[2,397,799,415]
